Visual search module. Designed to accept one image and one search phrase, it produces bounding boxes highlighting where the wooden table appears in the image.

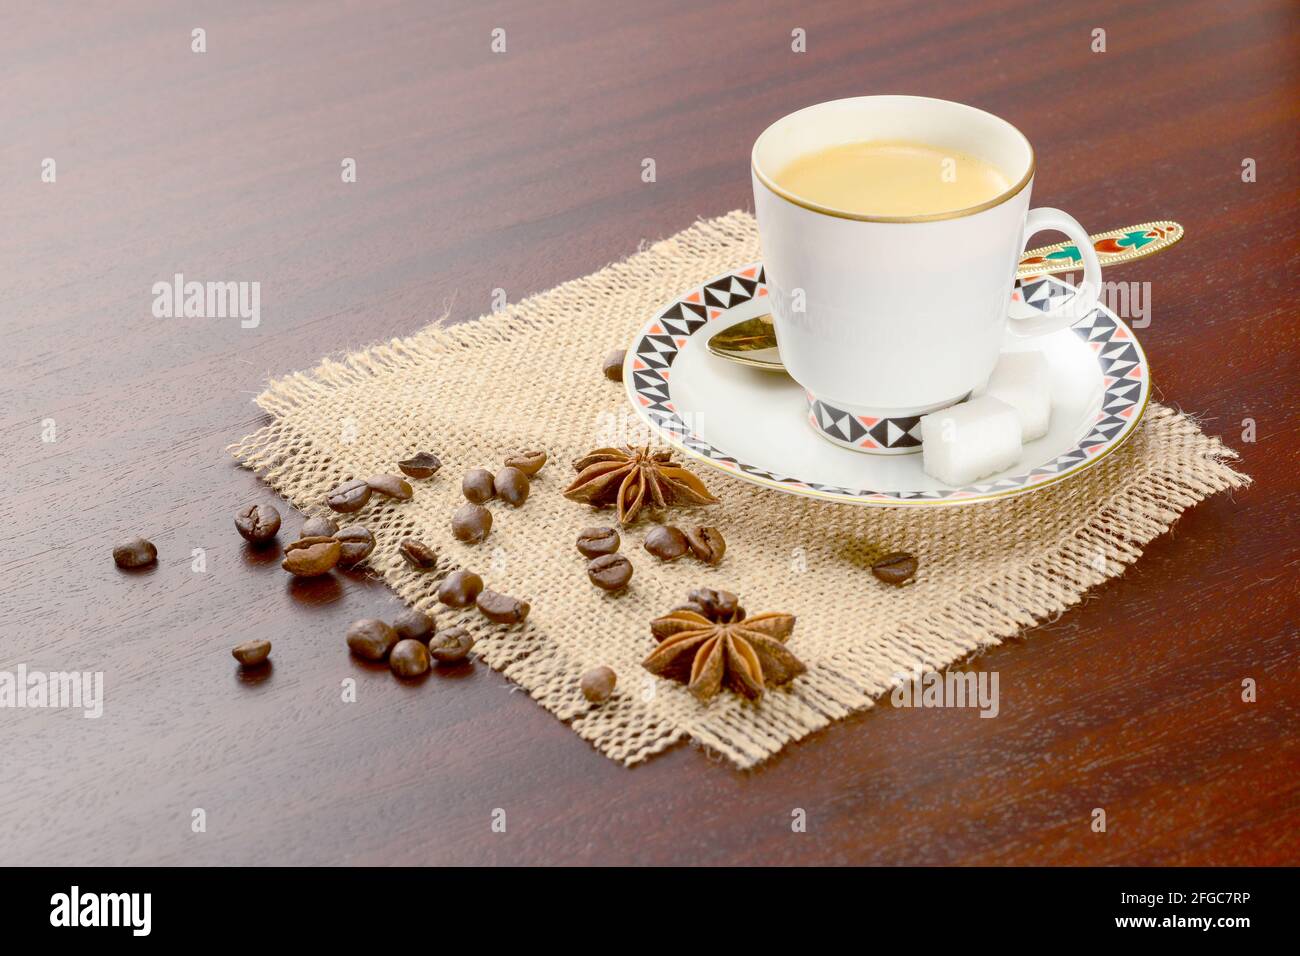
[4,0,1297,866]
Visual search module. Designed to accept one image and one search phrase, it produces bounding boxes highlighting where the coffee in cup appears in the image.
[773,139,1012,218]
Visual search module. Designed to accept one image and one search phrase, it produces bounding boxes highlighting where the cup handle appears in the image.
[1007,207,1102,337]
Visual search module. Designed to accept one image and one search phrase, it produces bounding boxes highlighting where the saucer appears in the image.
[622,264,1150,507]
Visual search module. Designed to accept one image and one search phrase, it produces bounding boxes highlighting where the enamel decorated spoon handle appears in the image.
[1016,220,1183,279]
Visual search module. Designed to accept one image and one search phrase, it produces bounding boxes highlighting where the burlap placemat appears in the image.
[229,211,1248,768]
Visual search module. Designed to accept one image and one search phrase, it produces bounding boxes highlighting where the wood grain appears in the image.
[1,0,1297,865]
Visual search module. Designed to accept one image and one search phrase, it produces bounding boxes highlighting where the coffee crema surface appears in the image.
[772,139,1013,217]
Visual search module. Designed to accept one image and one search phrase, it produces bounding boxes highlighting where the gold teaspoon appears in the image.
[708,220,1183,370]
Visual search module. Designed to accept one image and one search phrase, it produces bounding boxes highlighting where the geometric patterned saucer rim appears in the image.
[623,262,1151,507]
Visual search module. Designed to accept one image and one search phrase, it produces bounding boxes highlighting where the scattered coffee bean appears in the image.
[587,553,633,591]
[300,515,339,538]
[602,349,626,382]
[687,587,744,623]
[334,525,375,567]
[437,570,484,608]
[644,524,689,561]
[504,449,547,476]
[234,504,281,543]
[397,452,442,479]
[389,639,431,678]
[871,551,918,587]
[685,525,726,565]
[393,608,435,643]
[429,627,475,663]
[232,639,271,666]
[494,466,530,507]
[346,618,399,661]
[576,526,620,558]
[366,474,414,501]
[281,536,341,576]
[112,536,157,569]
[476,589,530,625]
[399,538,438,571]
[326,478,371,513]
[452,503,492,544]
[462,468,496,504]
[580,666,617,703]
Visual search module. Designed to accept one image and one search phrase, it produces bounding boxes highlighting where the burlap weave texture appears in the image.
[230,211,1248,768]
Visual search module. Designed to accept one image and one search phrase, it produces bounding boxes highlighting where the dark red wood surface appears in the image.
[2,0,1297,865]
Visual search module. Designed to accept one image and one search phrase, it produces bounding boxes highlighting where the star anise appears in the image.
[643,590,804,702]
[564,445,718,525]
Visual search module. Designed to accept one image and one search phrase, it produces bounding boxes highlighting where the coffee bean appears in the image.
[504,449,547,476]
[399,538,438,571]
[334,525,375,567]
[602,349,626,382]
[232,639,271,666]
[366,474,413,501]
[576,526,620,558]
[644,524,689,561]
[587,553,633,591]
[685,525,726,565]
[494,466,530,507]
[112,536,157,569]
[300,515,339,538]
[389,639,431,678]
[397,452,442,480]
[452,503,492,544]
[580,666,617,703]
[476,589,530,625]
[392,608,435,643]
[462,468,496,504]
[346,618,399,661]
[871,551,918,586]
[687,587,744,623]
[281,536,341,576]
[437,570,484,608]
[234,504,281,543]
[429,627,475,663]
[326,479,371,513]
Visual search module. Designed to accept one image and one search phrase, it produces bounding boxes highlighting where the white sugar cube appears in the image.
[921,396,1023,486]
[973,351,1052,441]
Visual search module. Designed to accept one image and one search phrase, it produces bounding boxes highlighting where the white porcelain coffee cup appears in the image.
[752,95,1101,454]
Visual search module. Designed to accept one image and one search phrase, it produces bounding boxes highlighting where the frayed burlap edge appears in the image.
[229,211,1249,769]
